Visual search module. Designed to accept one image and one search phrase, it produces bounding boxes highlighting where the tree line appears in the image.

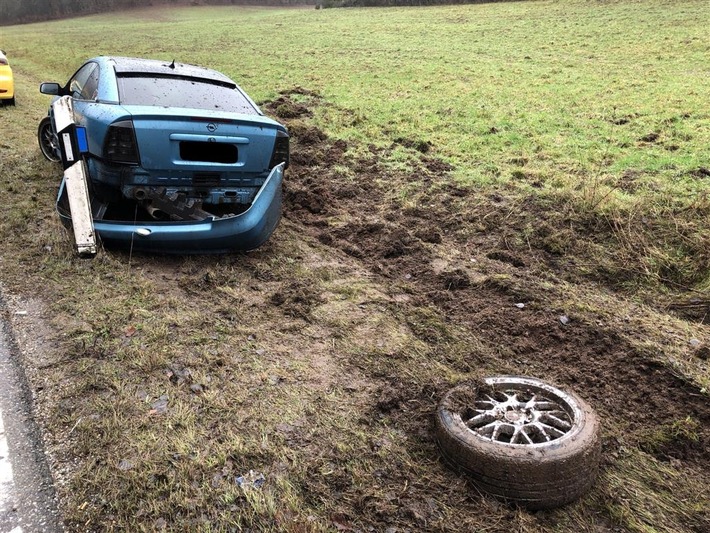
[0,0,312,26]
[321,0,524,7]
[1,0,527,25]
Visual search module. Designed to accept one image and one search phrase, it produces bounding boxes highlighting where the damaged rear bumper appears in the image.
[56,164,284,254]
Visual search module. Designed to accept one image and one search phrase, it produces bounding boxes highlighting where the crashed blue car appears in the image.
[38,56,288,253]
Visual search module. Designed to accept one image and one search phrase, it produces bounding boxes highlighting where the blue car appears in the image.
[39,56,288,253]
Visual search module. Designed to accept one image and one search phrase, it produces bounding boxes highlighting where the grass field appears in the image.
[1,1,709,531]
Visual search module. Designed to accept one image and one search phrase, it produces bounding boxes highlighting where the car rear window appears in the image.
[116,74,258,114]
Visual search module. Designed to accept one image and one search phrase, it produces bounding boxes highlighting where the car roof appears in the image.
[95,56,236,86]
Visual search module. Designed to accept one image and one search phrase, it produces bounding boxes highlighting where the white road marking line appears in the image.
[0,408,23,533]
[0,408,16,508]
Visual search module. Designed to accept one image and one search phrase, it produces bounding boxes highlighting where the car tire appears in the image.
[38,117,61,162]
[435,376,601,510]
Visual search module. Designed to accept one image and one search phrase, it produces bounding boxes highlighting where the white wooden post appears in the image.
[52,96,97,258]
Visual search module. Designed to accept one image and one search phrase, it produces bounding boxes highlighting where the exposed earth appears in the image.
[269,88,710,458]
[262,90,710,530]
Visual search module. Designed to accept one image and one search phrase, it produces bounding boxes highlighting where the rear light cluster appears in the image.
[104,120,140,164]
[269,130,289,169]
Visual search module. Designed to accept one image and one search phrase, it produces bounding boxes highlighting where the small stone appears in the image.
[150,395,169,414]
[118,459,134,471]
[689,338,701,347]
[559,315,570,325]
[515,303,525,309]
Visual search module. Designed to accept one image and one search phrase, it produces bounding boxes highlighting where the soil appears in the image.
[266,88,710,431]
[259,90,710,527]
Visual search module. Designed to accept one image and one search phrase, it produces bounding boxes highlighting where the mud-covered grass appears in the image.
[1,1,710,532]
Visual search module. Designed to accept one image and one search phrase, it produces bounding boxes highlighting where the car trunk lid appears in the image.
[123,106,282,175]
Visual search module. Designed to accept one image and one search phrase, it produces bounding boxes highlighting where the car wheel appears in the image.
[38,117,61,162]
[435,376,601,510]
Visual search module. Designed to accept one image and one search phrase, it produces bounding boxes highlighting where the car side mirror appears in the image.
[40,82,62,95]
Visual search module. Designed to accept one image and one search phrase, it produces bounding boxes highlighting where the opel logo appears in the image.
[207,123,217,133]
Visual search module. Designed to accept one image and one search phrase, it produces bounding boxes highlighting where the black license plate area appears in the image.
[180,141,238,164]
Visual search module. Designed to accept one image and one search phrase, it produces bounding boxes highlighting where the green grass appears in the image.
[9,2,710,177]
[1,1,709,532]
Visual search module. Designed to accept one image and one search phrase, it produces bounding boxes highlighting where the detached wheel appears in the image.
[435,376,601,510]
[38,117,61,162]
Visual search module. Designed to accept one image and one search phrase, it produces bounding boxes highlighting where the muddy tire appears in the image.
[435,376,601,510]
[38,117,61,162]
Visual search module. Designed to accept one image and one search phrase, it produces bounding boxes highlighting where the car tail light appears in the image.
[104,120,140,164]
[269,130,289,170]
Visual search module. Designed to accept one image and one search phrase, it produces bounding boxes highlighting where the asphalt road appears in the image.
[0,312,63,532]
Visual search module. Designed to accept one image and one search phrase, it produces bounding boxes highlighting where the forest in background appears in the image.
[1,0,524,25]
[322,0,522,7]
[0,0,312,25]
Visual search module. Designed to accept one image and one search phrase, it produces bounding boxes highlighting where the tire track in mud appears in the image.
[263,91,710,469]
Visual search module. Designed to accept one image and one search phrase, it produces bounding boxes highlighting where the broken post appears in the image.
[52,96,97,258]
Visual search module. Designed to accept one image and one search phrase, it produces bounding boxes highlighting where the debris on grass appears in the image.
[236,471,266,490]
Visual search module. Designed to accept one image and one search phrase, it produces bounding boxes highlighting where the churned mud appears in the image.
[261,89,710,528]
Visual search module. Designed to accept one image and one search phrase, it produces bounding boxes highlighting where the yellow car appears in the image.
[0,50,15,106]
